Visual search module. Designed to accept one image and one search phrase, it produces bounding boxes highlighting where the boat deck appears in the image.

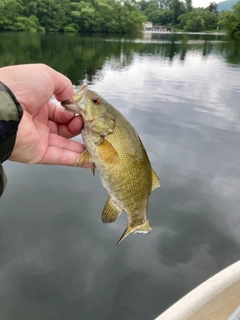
[187,279,240,320]
[155,261,240,320]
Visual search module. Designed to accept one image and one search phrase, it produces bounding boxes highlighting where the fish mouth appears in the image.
[61,84,87,114]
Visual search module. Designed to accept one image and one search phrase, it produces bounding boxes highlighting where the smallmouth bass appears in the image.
[62,85,160,244]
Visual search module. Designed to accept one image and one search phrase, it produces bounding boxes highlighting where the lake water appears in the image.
[0,32,240,319]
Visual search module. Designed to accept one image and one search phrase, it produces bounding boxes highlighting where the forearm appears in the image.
[0,81,23,196]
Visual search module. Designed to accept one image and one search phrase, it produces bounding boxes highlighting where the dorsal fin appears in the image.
[151,169,161,191]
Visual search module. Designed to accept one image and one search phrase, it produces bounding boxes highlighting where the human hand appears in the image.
[0,64,89,166]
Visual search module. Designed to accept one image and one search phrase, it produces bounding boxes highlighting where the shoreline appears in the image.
[143,31,227,35]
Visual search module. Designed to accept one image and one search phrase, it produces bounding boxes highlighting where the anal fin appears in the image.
[102,198,122,223]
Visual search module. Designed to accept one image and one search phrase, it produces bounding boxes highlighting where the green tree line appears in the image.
[0,0,239,35]
[0,0,145,33]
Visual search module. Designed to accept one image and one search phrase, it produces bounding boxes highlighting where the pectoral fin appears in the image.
[102,198,122,223]
[97,139,119,164]
[76,149,92,167]
[117,220,152,245]
[75,150,95,176]
[151,169,161,191]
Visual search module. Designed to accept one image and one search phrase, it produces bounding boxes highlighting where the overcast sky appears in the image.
[192,0,221,7]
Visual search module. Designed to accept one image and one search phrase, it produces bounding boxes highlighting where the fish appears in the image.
[62,85,160,244]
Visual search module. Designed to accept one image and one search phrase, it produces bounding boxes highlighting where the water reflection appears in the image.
[0,32,239,85]
[0,32,240,320]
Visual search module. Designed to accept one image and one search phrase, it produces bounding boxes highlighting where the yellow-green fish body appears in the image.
[62,85,160,244]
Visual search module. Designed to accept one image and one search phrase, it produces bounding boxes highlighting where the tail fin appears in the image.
[117,220,152,245]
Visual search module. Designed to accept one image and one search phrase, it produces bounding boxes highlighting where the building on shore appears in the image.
[143,22,172,32]
[143,22,153,31]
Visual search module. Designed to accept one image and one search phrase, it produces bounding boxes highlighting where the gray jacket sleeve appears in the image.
[0,82,23,196]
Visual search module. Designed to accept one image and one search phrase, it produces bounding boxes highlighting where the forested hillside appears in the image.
[218,0,240,35]
[218,0,238,11]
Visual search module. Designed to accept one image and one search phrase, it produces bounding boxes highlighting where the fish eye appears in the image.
[91,97,100,105]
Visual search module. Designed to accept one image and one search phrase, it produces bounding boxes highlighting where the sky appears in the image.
[192,0,222,8]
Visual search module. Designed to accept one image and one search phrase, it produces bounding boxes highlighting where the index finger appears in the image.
[40,64,74,102]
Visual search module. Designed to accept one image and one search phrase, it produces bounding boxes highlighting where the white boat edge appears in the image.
[155,260,240,320]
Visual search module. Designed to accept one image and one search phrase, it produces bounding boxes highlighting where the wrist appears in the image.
[0,81,23,163]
